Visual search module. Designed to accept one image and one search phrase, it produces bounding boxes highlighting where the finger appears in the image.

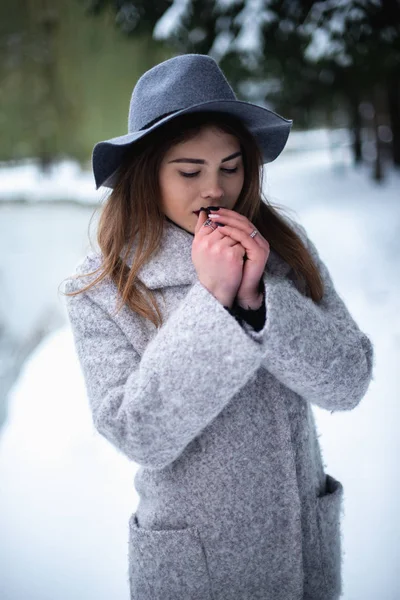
[209,207,248,225]
[205,222,241,248]
[194,210,222,238]
[195,212,233,240]
[208,209,266,246]
[194,209,210,235]
[217,233,244,248]
[215,224,269,256]
[194,214,245,258]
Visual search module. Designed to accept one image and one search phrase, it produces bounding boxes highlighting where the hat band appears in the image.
[139,110,180,131]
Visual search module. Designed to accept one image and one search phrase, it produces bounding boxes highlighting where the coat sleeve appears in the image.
[240,224,375,412]
[64,278,264,469]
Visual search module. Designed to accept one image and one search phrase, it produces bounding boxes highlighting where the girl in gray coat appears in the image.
[64,54,374,600]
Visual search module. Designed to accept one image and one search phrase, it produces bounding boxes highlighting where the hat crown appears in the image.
[128,54,236,133]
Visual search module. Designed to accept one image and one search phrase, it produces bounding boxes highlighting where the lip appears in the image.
[193,206,221,216]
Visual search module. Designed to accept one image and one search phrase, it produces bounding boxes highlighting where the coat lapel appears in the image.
[122,219,197,290]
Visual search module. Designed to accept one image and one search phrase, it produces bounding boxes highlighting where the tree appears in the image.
[0,0,170,165]
[303,0,400,178]
[89,0,400,180]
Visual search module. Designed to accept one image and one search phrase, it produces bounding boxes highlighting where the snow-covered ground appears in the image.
[0,142,399,599]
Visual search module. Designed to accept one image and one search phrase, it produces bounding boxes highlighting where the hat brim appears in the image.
[92,100,293,189]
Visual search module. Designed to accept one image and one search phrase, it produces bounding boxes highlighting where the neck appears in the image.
[165,216,194,237]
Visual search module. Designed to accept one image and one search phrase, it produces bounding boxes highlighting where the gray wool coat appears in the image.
[65,217,374,600]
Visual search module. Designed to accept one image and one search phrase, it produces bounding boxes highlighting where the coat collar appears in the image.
[121,217,287,290]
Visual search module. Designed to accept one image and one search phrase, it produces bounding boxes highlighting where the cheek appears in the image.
[160,174,196,207]
[160,173,182,199]
[230,174,244,196]
[175,177,199,198]
[172,180,195,203]
[158,170,170,200]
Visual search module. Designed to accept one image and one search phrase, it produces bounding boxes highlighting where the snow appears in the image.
[153,0,191,41]
[0,159,104,205]
[233,0,276,56]
[153,0,276,60]
[209,30,235,62]
[304,27,346,63]
[303,0,382,66]
[0,328,136,600]
[0,142,399,598]
[216,0,243,8]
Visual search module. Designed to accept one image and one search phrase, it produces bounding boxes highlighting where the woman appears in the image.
[63,54,374,600]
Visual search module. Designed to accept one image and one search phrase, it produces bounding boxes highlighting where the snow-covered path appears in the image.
[0,148,398,599]
[0,327,137,599]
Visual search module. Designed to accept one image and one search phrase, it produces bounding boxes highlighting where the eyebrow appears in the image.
[168,151,242,165]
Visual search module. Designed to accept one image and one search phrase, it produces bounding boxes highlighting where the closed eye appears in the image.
[179,171,200,178]
[179,166,239,178]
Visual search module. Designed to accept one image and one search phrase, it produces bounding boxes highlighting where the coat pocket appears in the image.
[316,474,344,598]
[128,513,214,600]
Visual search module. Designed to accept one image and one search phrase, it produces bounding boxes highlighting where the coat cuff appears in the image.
[224,281,267,332]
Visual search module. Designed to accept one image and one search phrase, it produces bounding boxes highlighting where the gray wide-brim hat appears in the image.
[92,54,292,190]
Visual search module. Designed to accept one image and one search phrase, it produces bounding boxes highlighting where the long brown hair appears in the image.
[62,111,323,328]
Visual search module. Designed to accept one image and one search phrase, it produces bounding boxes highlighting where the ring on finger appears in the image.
[204,219,217,231]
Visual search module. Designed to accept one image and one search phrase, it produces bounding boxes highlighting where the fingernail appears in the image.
[207,206,220,211]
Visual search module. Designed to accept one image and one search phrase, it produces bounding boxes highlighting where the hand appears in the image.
[207,208,270,306]
[192,209,247,307]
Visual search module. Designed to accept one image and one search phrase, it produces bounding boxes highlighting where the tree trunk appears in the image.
[348,93,362,165]
[26,0,61,171]
[387,75,400,167]
[372,87,384,183]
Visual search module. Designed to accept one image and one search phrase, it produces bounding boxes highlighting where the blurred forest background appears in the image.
[1,0,399,180]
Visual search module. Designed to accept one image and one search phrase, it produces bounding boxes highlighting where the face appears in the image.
[158,125,244,234]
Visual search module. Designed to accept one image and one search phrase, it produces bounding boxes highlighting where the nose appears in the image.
[200,175,224,200]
